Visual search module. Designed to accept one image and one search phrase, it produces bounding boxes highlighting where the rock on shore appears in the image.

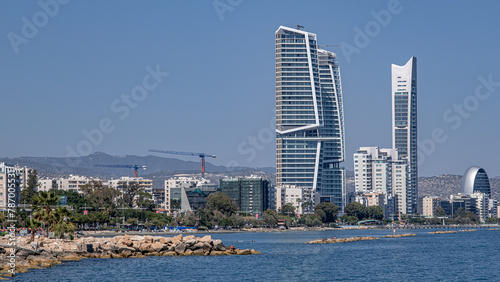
[383,233,416,238]
[428,231,457,234]
[0,234,260,278]
[305,236,379,244]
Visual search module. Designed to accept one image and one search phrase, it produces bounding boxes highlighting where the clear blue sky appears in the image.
[1,0,500,177]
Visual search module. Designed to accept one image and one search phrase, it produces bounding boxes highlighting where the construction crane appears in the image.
[318,44,343,47]
[94,164,146,178]
[148,149,216,178]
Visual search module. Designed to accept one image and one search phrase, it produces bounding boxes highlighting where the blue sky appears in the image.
[1,0,500,177]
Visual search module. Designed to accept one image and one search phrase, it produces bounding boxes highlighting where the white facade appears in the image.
[353,147,407,215]
[392,57,418,214]
[164,175,211,210]
[422,196,441,217]
[0,163,24,210]
[275,185,315,215]
[38,179,54,192]
[275,26,346,210]
[56,175,97,193]
[470,192,489,223]
[106,177,153,194]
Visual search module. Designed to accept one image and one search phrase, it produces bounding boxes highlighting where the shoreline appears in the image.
[81,224,500,237]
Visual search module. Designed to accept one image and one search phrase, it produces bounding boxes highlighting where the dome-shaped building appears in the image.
[460,166,491,196]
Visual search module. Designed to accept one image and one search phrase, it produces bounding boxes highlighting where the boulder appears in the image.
[183,235,196,241]
[236,249,252,255]
[130,236,143,241]
[183,249,194,256]
[172,234,183,244]
[117,245,136,254]
[175,242,186,254]
[209,251,224,256]
[202,242,212,252]
[199,235,212,243]
[162,251,177,256]
[150,242,167,253]
[185,239,197,247]
[190,243,204,250]
[192,249,205,256]
[250,249,261,255]
[139,243,152,253]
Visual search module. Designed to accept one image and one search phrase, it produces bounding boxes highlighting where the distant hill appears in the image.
[345,173,500,200]
[0,152,275,187]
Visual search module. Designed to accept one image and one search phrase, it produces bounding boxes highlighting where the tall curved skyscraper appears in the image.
[391,57,417,214]
[275,26,345,210]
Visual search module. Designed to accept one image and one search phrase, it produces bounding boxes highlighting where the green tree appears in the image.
[206,192,238,216]
[367,206,384,220]
[53,190,87,211]
[262,209,278,226]
[20,169,38,205]
[136,191,155,211]
[344,202,368,220]
[121,182,141,208]
[81,181,119,215]
[315,202,339,223]
[434,206,446,217]
[32,191,60,236]
[50,207,75,238]
[26,217,42,242]
[171,199,181,211]
[279,203,296,216]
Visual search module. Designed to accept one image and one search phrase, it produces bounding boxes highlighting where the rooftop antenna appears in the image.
[295,25,304,30]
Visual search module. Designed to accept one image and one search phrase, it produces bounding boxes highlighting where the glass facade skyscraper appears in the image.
[391,57,417,214]
[275,26,345,210]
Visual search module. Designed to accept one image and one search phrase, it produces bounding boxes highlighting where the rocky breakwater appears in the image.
[383,233,416,238]
[0,234,260,278]
[428,230,457,234]
[305,236,379,244]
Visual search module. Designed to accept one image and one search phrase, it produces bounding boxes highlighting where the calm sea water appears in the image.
[11,228,500,281]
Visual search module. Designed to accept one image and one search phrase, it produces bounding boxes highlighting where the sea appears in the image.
[11,228,500,281]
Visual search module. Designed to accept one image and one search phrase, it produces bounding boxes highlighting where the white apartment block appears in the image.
[106,177,153,194]
[470,192,489,223]
[38,179,54,192]
[422,196,441,217]
[164,175,211,210]
[275,185,315,215]
[56,175,99,193]
[0,163,28,210]
[354,147,408,215]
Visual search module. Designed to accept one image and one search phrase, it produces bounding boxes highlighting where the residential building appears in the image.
[422,196,441,217]
[106,177,153,195]
[56,175,97,193]
[220,177,270,215]
[353,147,406,217]
[275,26,345,211]
[0,163,24,210]
[164,175,212,211]
[470,192,490,223]
[38,179,55,192]
[392,57,418,214]
[275,185,312,215]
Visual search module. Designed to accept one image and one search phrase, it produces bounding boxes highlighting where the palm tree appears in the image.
[32,191,60,237]
[26,217,42,242]
[50,207,75,238]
